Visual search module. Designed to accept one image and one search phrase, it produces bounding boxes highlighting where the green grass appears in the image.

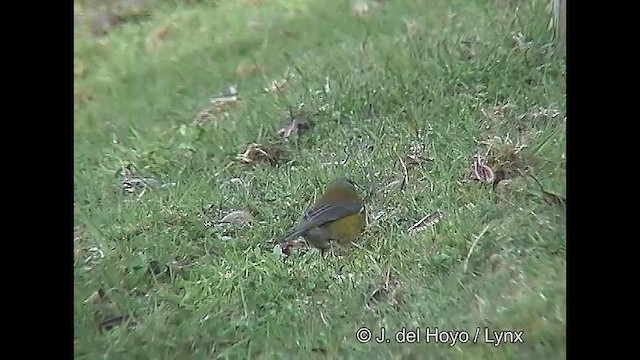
[74,0,566,358]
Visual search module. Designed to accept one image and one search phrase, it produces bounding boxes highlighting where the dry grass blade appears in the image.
[385,179,405,190]
[264,70,295,94]
[396,154,409,190]
[463,223,491,273]
[407,211,444,233]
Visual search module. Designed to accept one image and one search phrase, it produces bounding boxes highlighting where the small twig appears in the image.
[463,224,491,273]
[406,211,443,233]
[524,171,566,206]
[341,146,351,165]
[384,266,392,289]
[524,171,545,192]
[397,154,409,190]
[240,287,249,319]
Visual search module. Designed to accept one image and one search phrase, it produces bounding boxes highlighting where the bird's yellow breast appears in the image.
[325,211,366,246]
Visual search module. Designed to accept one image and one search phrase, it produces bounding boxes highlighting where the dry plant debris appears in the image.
[406,211,444,233]
[277,107,311,139]
[512,31,532,52]
[400,142,433,170]
[120,165,174,196]
[366,269,405,312]
[274,238,308,258]
[264,69,296,94]
[193,85,239,125]
[469,155,495,183]
[351,1,371,18]
[218,210,254,228]
[235,143,284,166]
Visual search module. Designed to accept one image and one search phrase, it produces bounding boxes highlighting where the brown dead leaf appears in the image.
[406,211,444,233]
[236,143,284,166]
[84,288,106,305]
[235,61,264,77]
[219,210,254,227]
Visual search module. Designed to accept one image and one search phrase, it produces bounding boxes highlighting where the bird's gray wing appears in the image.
[281,201,362,242]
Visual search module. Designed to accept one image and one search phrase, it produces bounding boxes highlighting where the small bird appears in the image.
[281,177,367,256]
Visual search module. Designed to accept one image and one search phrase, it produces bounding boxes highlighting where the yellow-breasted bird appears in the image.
[281,177,367,256]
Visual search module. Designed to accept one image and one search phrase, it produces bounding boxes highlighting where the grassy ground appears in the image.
[74,0,566,358]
